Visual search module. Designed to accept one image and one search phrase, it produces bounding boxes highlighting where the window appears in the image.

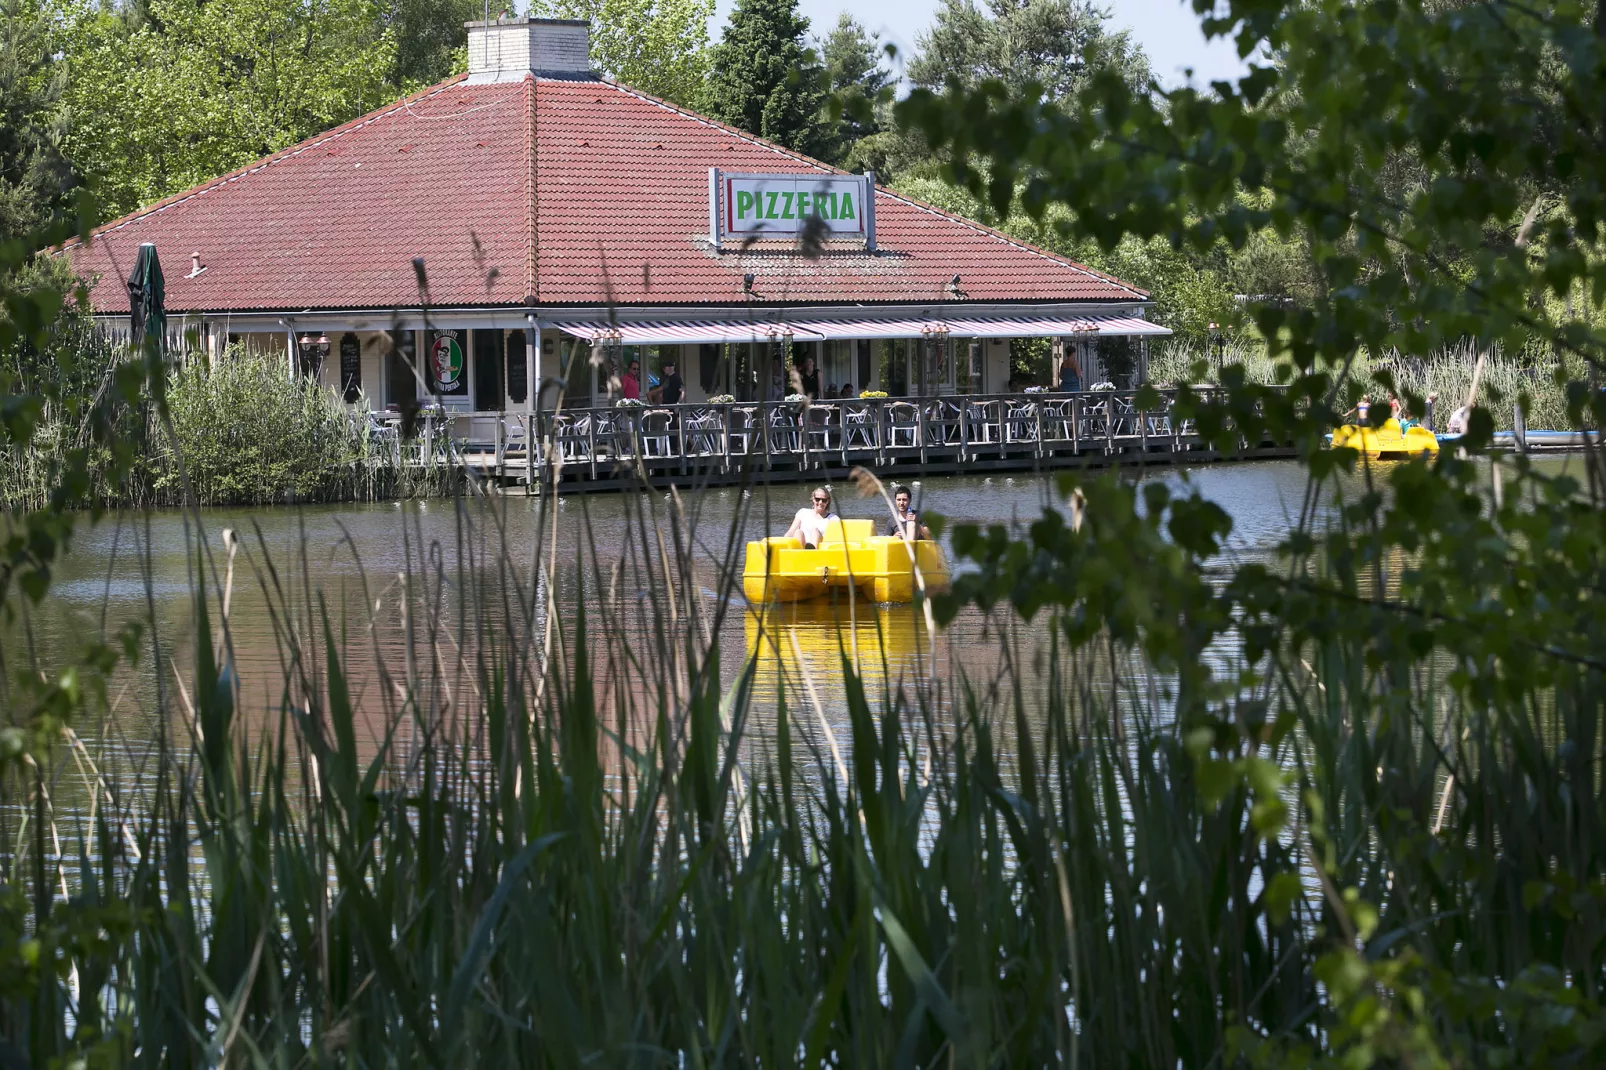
[508,331,528,404]
[824,341,853,393]
[384,332,416,408]
[471,329,503,408]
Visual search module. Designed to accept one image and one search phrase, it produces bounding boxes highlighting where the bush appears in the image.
[154,350,373,506]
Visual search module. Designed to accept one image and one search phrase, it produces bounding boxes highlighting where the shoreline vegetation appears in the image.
[0,348,456,511]
[3,453,1604,1064]
[0,339,1577,512]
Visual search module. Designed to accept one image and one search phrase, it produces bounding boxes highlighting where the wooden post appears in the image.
[495,412,506,483]
[526,412,536,494]
[876,400,887,468]
[678,406,689,477]
[762,401,773,471]
[587,414,597,482]
[722,404,732,474]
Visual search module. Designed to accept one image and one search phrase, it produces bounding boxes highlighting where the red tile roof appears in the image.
[65,75,1147,314]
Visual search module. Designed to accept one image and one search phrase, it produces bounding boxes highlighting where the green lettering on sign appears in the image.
[781,191,795,218]
[736,190,754,219]
[765,191,778,219]
[840,193,855,221]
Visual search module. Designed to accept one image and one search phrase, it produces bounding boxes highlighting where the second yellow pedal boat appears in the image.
[742,519,951,604]
[1330,418,1440,458]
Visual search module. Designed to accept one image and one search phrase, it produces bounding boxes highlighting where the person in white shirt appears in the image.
[785,486,839,548]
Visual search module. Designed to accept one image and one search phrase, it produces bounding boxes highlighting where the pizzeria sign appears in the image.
[709,169,875,249]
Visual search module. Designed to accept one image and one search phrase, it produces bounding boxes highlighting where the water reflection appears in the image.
[9,455,1585,764]
[745,600,935,701]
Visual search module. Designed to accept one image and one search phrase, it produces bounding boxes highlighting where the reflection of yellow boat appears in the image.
[742,519,951,604]
[1331,418,1440,457]
[744,601,926,676]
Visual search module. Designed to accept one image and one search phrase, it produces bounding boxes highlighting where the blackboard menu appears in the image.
[339,333,361,402]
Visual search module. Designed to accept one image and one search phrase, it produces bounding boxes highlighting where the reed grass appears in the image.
[2,443,1603,1067]
[1151,339,1584,430]
[0,347,453,510]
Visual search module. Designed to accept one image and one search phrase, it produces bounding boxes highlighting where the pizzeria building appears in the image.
[65,18,1169,417]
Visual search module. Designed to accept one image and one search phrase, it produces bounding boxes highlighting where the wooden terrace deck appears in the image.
[371,389,1299,493]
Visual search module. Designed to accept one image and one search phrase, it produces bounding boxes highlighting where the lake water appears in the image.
[14,455,1578,768]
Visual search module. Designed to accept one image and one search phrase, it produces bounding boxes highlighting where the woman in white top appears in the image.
[785,486,839,548]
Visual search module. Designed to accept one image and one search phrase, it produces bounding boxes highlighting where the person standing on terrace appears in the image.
[799,355,821,400]
[621,359,642,400]
[649,358,683,404]
[1059,350,1082,393]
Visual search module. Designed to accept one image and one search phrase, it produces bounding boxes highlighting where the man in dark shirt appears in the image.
[884,484,931,540]
[652,359,684,405]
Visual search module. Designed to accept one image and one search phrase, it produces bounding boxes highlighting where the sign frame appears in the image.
[709,169,876,252]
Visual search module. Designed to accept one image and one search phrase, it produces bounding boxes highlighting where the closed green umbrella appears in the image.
[126,242,166,352]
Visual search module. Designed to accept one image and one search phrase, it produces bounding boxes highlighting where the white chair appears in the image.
[843,404,877,450]
[887,402,920,447]
[639,409,675,458]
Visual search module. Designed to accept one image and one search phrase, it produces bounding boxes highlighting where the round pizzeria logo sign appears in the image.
[430,334,463,388]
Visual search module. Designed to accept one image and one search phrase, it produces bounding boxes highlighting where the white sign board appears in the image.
[710,170,875,248]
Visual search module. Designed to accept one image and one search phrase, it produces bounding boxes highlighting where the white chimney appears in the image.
[465,18,592,83]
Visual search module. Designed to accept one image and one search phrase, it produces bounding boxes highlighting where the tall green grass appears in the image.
[0,348,452,510]
[1151,339,1584,430]
[3,445,1603,1066]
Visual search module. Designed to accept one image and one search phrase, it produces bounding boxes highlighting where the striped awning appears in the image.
[555,313,1171,345]
[555,319,824,345]
[793,314,1172,339]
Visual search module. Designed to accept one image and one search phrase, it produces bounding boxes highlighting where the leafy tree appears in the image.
[538,0,713,105]
[908,0,1149,101]
[705,0,829,158]
[0,0,75,242]
[819,13,889,167]
[386,0,480,87]
[871,0,1149,182]
[895,173,1234,341]
[54,0,397,219]
[899,0,1606,1057]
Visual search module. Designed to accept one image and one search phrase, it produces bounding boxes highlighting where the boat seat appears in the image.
[820,518,874,546]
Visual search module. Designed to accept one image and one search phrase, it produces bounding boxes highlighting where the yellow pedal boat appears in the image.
[1330,418,1440,458]
[742,518,951,604]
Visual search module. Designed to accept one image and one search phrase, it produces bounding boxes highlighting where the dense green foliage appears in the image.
[908,0,1149,100]
[818,14,891,170]
[704,0,829,157]
[0,0,74,242]
[54,0,398,220]
[386,0,479,87]
[153,351,439,506]
[537,0,713,105]
[898,0,1605,382]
